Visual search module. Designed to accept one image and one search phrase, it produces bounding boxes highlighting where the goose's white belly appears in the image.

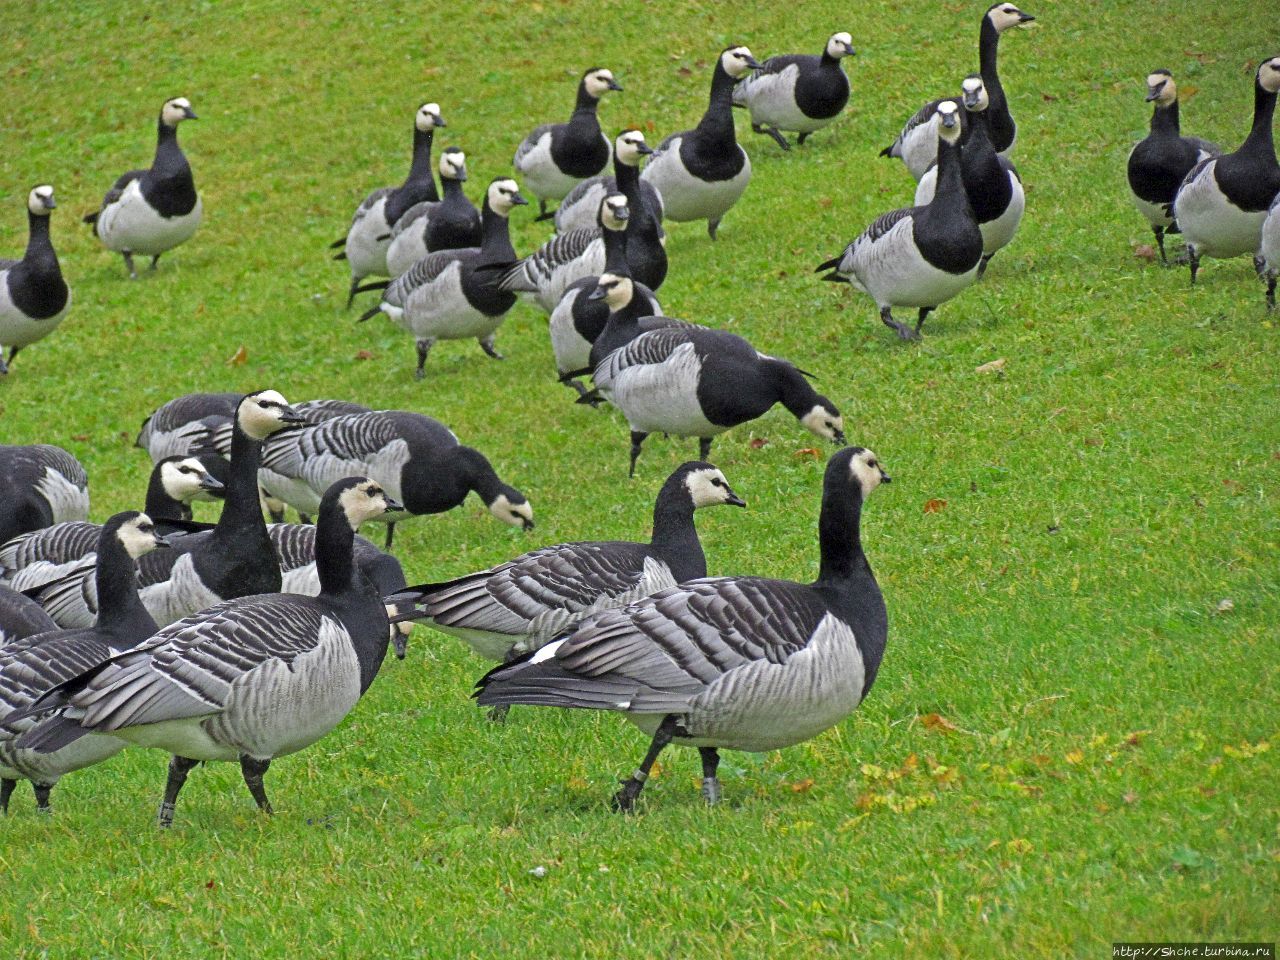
[258,467,323,518]
[604,343,721,438]
[744,67,824,132]
[0,280,69,348]
[0,732,127,784]
[386,227,428,278]
[979,172,1026,256]
[1175,161,1267,259]
[1261,204,1280,273]
[97,180,202,255]
[345,196,391,278]
[849,219,979,308]
[399,260,504,340]
[641,140,752,223]
[549,288,591,373]
[517,132,609,201]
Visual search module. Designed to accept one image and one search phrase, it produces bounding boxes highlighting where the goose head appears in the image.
[800,400,846,445]
[961,74,990,112]
[238,389,305,440]
[600,193,630,231]
[583,67,623,99]
[826,32,856,59]
[161,97,198,127]
[487,488,534,530]
[935,101,962,144]
[846,447,891,499]
[416,102,446,131]
[27,185,55,216]
[439,148,467,182]
[1144,69,1176,105]
[679,462,746,509]
[986,3,1035,32]
[112,511,170,559]
[159,456,226,503]
[1260,57,1280,95]
[486,178,529,216]
[614,129,653,167]
[587,271,634,309]
[334,477,403,530]
[721,46,764,80]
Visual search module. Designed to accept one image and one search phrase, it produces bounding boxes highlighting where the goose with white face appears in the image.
[439,148,466,181]
[1262,57,1280,95]
[961,75,990,112]
[722,46,763,80]
[337,480,403,529]
[988,3,1035,32]
[801,406,846,444]
[116,513,169,559]
[615,130,653,167]
[160,457,226,503]
[588,271,634,310]
[1145,70,1176,107]
[487,179,529,217]
[584,69,623,99]
[600,194,630,231]
[161,97,198,127]
[684,467,746,509]
[416,103,446,132]
[935,101,962,143]
[27,185,56,216]
[848,448,891,498]
[488,493,534,530]
[237,390,304,441]
[826,32,856,59]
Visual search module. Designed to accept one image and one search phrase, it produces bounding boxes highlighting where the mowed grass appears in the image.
[2,0,1278,955]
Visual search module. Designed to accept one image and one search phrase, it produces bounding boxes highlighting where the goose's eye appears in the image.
[867,459,877,468]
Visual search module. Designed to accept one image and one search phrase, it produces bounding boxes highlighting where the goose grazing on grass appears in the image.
[334,103,445,306]
[0,586,56,648]
[582,317,845,476]
[1127,70,1221,265]
[11,479,401,827]
[915,75,1024,278]
[881,4,1035,180]
[391,462,744,665]
[255,409,533,549]
[477,446,890,810]
[1261,194,1280,309]
[1173,57,1280,284]
[500,194,630,314]
[360,179,528,377]
[554,129,665,233]
[641,46,763,240]
[0,444,89,547]
[0,512,166,814]
[385,148,482,277]
[732,31,855,150]
[85,97,201,278]
[0,186,69,376]
[514,68,621,221]
[818,102,982,339]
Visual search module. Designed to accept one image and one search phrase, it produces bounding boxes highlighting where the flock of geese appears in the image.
[0,6,1277,824]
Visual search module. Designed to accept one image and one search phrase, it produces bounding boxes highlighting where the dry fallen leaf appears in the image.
[749,438,768,449]
[1134,244,1157,262]
[795,447,820,459]
[1006,838,1034,855]
[790,779,815,794]
[1065,749,1084,765]
[975,357,1006,374]
[354,349,373,361]
[226,345,248,366]
[71,433,90,442]
[1123,792,1138,805]
[920,713,958,734]
[923,498,947,514]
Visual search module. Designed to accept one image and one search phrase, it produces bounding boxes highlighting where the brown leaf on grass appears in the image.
[1065,749,1084,765]
[1007,838,1034,855]
[1084,437,1103,447]
[749,438,768,449]
[790,778,815,793]
[355,349,373,361]
[975,357,1006,374]
[1123,792,1138,805]
[71,433,90,442]
[1040,93,1058,102]
[920,713,958,733]
[923,498,947,514]
[676,66,692,78]
[1134,244,1157,262]
[226,345,248,366]
[795,447,820,459]
[1179,84,1199,99]
[818,196,833,209]
[1123,731,1150,748]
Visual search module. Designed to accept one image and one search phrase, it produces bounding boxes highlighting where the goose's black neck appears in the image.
[649,475,707,583]
[477,200,517,265]
[1241,80,1277,159]
[441,176,467,203]
[977,18,1006,107]
[774,361,823,420]
[315,501,357,597]
[1149,100,1181,138]
[153,121,192,180]
[215,423,269,535]
[143,470,186,521]
[602,220,629,274]
[23,211,57,267]
[454,446,504,504]
[696,63,740,144]
[406,126,438,186]
[932,135,970,213]
[573,81,603,116]
[816,477,865,585]
[93,530,159,640]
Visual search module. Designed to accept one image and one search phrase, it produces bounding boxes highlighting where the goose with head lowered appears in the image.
[333,103,446,306]
[554,128,665,234]
[880,4,1035,180]
[359,178,528,377]
[514,67,622,221]
[0,586,56,648]
[390,462,745,664]
[477,447,890,810]
[641,46,763,240]
[0,512,166,814]
[0,186,69,376]
[10,479,401,826]
[1127,70,1221,265]
[818,101,982,339]
[732,31,856,150]
[1173,56,1280,284]
[0,443,89,547]
[85,97,201,278]
[385,148,483,278]
[914,75,1025,278]
[254,409,533,549]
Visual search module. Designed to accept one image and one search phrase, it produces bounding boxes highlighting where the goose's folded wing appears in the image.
[101,170,144,209]
[0,521,100,574]
[260,412,400,480]
[501,229,599,292]
[0,631,115,736]
[351,187,392,224]
[514,124,555,167]
[593,326,694,381]
[861,206,915,245]
[390,201,435,239]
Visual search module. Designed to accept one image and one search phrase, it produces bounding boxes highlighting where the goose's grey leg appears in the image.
[699,747,722,805]
[239,755,274,815]
[123,251,137,279]
[1267,276,1277,311]
[915,307,934,336]
[33,782,52,814]
[158,755,199,827]
[707,218,722,241]
[0,778,15,813]
[478,335,504,360]
[150,254,162,271]
[797,132,811,146]
[879,306,917,341]
[613,715,678,813]
[1153,225,1168,265]
[414,338,435,380]
[345,277,361,308]
[535,199,552,222]
[1188,247,1200,285]
[628,431,649,478]
[977,254,993,280]
[298,513,312,525]
[752,122,791,151]
[384,522,396,550]
[698,437,712,460]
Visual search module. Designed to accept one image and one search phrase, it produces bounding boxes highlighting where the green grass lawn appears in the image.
[1,0,1277,955]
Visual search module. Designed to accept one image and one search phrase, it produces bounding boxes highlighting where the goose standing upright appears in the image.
[819,102,982,339]
[880,4,1035,180]
[0,512,166,814]
[1126,70,1221,265]
[641,46,763,240]
[359,179,528,377]
[0,444,89,547]
[385,148,482,277]
[554,129,665,233]
[732,32,855,150]
[915,75,1025,278]
[85,97,201,277]
[0,586,56,648]
[514,68,621,221]
[11,480,401,826]
[0,186,69,375]
[477,447,890,810]
[1173,57,1280,284]
[334,103,445,306]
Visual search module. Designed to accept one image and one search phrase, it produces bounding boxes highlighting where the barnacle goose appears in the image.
[385,149,482,278]
[514,68,621,221]
[641,46,763,240]
[391,462,744,664]
[582,314,845,476]
[11,479,401,826]
[334,103,445,306]
[1261,193,1280,309]
[254,409,533,549]
[1173,57,1280,284]
[914,75,1025,278]
[549,197,663,395]
[500,194,630,313]
[0,586,56,648]
[85,97,201,278]
[0,186,69,375]
[0,443,89,547]
[0,512,166,813]
[1127,70,1221,265]
[29,392,303,629]
[477,447,889,810]
[554,129,665,233]
[360,179,528,377]
[0,455,224,595]
[732,32,855,150]
[818,102,982,339]
[880,4,1035,180]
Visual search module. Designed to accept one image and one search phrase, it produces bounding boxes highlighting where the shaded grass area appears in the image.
[1,0,1277,955]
